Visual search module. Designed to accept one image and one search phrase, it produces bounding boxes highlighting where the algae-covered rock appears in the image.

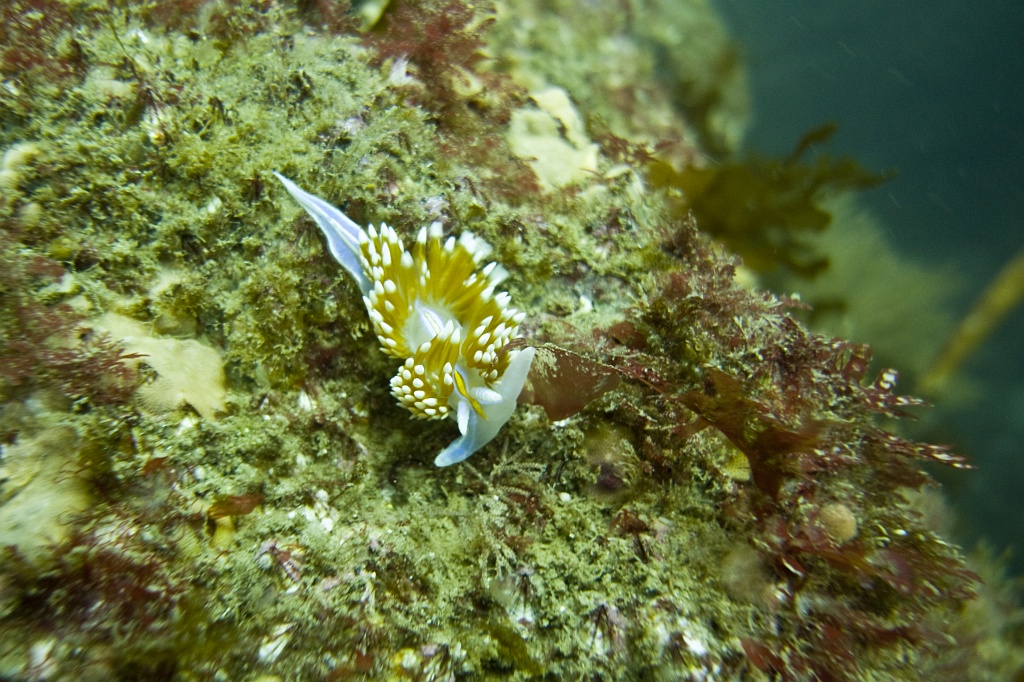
[0,1,1011,680]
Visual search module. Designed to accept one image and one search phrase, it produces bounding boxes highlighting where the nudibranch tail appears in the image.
[273,172,371,293]
[275,173,535,466]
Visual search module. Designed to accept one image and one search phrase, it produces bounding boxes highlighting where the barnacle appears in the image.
[275,174,535,466]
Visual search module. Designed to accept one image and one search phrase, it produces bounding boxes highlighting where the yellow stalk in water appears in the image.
[920,247,1024,394]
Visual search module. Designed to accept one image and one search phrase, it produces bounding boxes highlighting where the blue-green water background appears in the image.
[713,1,1024,576]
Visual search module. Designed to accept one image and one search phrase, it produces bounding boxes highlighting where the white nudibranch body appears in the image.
[274,173,535,466]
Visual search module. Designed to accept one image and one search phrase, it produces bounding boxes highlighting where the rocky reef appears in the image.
[0,1,1015,680]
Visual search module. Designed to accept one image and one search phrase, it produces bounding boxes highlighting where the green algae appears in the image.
[0,1,1010,681]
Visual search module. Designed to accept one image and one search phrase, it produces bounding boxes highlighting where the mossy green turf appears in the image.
[0,1,997,680]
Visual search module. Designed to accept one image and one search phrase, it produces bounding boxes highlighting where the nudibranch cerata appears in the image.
[274,173,536,467]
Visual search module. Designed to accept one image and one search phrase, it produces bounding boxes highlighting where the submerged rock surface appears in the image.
[0,1,1016,680]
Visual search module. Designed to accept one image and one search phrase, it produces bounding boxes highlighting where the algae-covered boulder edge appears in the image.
[0,0,995,680]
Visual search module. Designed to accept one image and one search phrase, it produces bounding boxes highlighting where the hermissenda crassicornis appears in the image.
[274,174,535,466]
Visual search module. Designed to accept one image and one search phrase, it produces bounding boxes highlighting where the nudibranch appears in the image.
[274,173,536,467]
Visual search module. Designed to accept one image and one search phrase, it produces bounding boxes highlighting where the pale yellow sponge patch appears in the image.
[96,313,227,419]
[0,427,92,566]
[507,85,599,190]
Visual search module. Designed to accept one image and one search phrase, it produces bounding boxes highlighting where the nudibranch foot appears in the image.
[434,345,535,467]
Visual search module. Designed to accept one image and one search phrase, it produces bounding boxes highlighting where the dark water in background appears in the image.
[712,1,1024,576]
